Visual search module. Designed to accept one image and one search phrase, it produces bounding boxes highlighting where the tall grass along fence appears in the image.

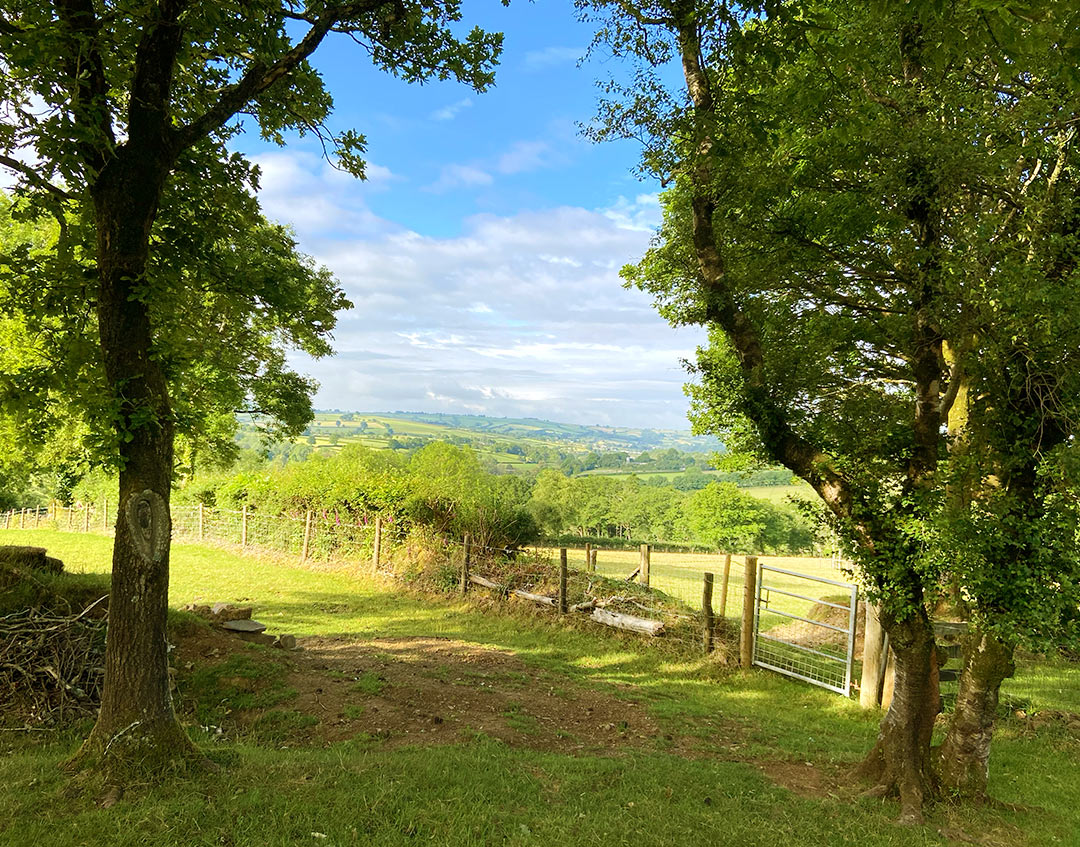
[3,501,383,569]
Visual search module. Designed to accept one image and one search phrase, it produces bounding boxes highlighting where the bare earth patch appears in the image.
[174,629,672,753]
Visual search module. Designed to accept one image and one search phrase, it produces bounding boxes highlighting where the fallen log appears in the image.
[590,608,665,637]
[570,599,597,613]
[469,574,502,591]
[511,588,557,607]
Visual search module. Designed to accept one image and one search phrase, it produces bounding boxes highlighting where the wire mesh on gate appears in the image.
[752,563,858,695]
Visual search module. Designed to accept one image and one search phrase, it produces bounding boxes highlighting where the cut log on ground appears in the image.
[512,588,557,607]
[469,574,502,591]
[590,608,665,636]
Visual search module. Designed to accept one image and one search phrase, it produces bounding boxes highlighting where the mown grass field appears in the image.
[1,528,1078,847]
[545,546,846,619]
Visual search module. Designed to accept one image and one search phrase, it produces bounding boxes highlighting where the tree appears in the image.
[685,482,765,552]
[0,1,502,777]
[586,0,1080,820]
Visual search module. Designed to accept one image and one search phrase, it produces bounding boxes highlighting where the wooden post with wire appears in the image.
[740,556,758,669]
[584,543,592,573]
[590,548,597,572]
[639,544,651,587]
[702,572,715,655]
[198,502,205,542]
[718,552,732,619]
[372,515,382,572]
[559,548,568,613]
[460,534,471,595]
[241,505,248,548]
[301,511,313,562]
[82,505,89,533]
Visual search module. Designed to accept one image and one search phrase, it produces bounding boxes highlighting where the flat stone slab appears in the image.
[222,619,268,633]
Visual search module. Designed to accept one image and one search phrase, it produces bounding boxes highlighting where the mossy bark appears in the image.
[856,609,941,825]
[937,630,1015,800]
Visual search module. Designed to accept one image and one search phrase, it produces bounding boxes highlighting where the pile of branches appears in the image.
[0,597,108,728]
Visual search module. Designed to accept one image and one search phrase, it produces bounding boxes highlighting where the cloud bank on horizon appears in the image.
[254,151,704,431]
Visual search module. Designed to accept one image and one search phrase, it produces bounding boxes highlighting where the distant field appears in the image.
[538,546,849,621]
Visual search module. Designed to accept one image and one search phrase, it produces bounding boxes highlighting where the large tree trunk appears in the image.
[937,629,1015,799]
[68,165,197,778]
[857,610,941,825]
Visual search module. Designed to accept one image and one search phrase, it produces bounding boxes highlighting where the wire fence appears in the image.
[2,502,861,688]
[2,501,383,567]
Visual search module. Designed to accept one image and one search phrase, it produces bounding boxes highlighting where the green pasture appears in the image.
[1,528,1077,847]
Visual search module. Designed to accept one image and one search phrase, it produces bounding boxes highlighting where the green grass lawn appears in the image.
[1,528,1078,847]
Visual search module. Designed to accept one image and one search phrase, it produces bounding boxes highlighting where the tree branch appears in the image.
[171,0,392,153]
[0,154,73,201]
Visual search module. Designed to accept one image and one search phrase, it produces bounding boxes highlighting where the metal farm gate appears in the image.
[752,563,859,695]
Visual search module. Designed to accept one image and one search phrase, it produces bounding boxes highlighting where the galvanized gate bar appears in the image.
[752,562,859,696]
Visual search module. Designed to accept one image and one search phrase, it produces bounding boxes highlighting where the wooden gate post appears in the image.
[372,515,382,572]
[702,572,715,655]
[460,534,471,595]
[718,552,732,619]
[859,602,887,709]
[639,544,651,587]
[559,548,568,613]
[740,556,758,669]
[301,510,313,562]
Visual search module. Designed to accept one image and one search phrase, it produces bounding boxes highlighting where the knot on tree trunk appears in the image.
[124,490,170,563]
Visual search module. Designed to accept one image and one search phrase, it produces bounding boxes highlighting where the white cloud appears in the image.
[602,193,662,232]
[430,98,474,121]
[250,150,401,242]
[298,205,703,427]
[522,46,583,71]
[426,163,494,192]
[496,140,551,175]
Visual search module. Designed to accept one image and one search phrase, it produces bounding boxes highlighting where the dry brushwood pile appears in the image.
[0,597,108,728]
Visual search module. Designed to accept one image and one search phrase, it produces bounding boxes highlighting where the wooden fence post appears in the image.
[461,534,471,595]
[740,555,758,669]
[3,510,9,530]
[639,544,651,587]
[559,548,568,614]
[34,507,41,528]
[589,548,597,572]
[102,497,109,533]
[718,552,732,619]
[859,602,887,709]
[82,505,89,533]
[372,515,382,572]
[67,504,73,530]
[702,572,715,655]
[241,505,248,548]
[301,511,313,562]
[198,502,205,542]
[584,542,592,573]
[19,508,25,529]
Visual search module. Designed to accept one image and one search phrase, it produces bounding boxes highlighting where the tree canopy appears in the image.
[586,0,1080,818]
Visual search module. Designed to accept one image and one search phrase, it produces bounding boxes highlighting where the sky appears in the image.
[235,0,705,430]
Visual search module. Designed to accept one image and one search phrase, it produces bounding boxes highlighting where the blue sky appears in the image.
[236,0,706,430]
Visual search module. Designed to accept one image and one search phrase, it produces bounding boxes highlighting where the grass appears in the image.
[1,528,1078,846]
